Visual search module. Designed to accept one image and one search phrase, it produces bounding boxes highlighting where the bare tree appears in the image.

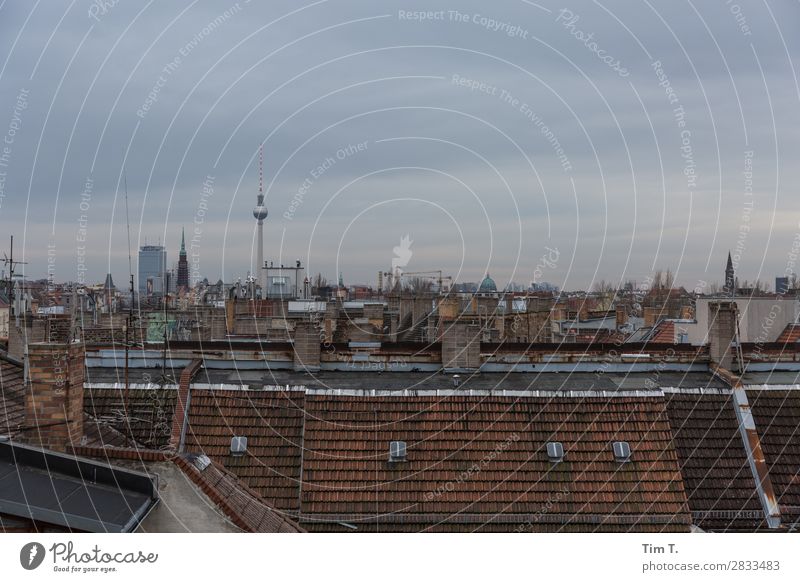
[592,279,616,294]
[651,270,663,291]
[664,269,674,290]
[312,273,327,294]
[405,276,433,294]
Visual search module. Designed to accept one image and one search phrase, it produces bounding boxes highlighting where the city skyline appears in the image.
[5,1,800,561]
[1,1,798,290]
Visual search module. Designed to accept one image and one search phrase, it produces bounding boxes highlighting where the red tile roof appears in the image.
[175,454,305,532]
[299,395,689,532]
[179,389,691,531]
[183,390,305,513]
[84,387,176,449]
[80,415,138,448]
[0,355,25,437]
[746,389,800,525]
[70,446,304,532]
[664,392,766,531]
[776,324,800,344]
[650,320,676,344]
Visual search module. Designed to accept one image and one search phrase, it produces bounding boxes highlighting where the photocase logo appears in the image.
[392,234,413,275]
[20,542,46,570]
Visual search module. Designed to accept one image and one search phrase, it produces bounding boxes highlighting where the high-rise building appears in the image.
[138,244,166,296]
[776,276,790,295]
[177,228,189,291]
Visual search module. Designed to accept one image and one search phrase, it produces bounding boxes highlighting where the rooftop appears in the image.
[0,441,157,533]
[84,367,729,393]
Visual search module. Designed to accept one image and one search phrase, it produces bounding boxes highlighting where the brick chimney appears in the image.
[708,301,738,371]
[24,342,84,451]
[293,320,321,372]
[643,306,660,328]
[615,305,628,329]
[169,359,203,451]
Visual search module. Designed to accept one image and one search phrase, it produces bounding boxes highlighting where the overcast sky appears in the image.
[1,0,798,291]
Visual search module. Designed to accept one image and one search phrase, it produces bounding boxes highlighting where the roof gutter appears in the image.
[298,512,690,527]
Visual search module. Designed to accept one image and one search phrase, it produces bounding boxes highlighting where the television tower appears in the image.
[253,144,269,290]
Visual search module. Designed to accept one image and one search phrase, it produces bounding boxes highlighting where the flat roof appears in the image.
[742,369,800,386]
[0,441,158,532]
[83,366,727,392]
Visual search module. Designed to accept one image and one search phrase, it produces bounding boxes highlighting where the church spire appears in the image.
[724,251,735,296]
[177,226,189,290]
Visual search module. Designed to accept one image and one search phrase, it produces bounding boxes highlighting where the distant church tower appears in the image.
[724,251,735,296]
[177,227,189,291]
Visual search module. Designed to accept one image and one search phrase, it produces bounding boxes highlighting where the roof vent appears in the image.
[389,440,407,462]
[230,436,248,457]
[612,441,631,462]
[546,441,564,462]
[193,454,211,471]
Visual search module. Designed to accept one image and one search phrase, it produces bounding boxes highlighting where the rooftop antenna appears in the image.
[124,173,133,284]
[2,235,27,321]
[124,171,135,428]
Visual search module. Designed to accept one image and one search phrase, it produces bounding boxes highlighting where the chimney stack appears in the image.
[24,342,84,451]
[615,304,628,329]
[708,301,738,371]
[442,321,480,371]
[643,307,660,328]
[293,320,321,372]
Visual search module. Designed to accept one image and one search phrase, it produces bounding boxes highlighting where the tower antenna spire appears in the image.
[258,143,264,199]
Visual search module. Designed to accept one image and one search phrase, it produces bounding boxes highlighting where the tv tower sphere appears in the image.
[253,200,268,221]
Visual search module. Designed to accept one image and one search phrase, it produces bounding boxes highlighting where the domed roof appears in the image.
[479,273,497,292]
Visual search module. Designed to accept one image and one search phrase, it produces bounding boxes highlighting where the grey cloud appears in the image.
[1,0,798,290]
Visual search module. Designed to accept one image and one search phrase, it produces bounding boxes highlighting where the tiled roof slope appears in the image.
[300,395,690,532]
[80,414,138,448]
[84,387,176,449]
[776,324,800,344]
[0,355,25,437]
[183,390,305,513]
[650,320,675,344]
[746,390,800,526]
[69,446,304,532]
[175,454,305,532]
[664,392,766,531]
